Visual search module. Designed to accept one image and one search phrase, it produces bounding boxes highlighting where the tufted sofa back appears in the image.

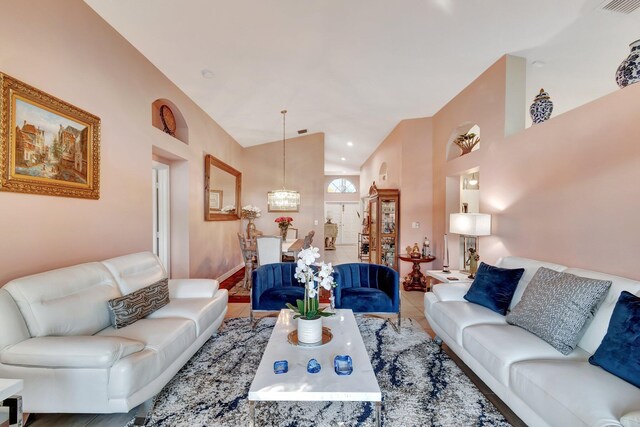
[102,251,166,295]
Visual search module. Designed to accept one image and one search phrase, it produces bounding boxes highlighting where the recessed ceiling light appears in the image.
[201,69,215,79]
[341,157,346,161]
[347,141,353,146]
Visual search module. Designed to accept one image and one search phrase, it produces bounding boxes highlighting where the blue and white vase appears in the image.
[615,39,640,88]
[529,89,553,124]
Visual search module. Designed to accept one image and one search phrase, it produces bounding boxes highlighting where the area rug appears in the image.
[127,317,511,426]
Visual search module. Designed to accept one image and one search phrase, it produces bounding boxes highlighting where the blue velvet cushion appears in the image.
[463,262,525,315]
[251,263,305,311]
[333,263,399,313]
[588,291,640,388]
[340,287,393,312]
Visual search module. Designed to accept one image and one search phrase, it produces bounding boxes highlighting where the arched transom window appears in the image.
[327,178,356,193]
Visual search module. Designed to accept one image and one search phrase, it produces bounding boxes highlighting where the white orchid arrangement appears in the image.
[240,204,262,219]
[286,246,336,320]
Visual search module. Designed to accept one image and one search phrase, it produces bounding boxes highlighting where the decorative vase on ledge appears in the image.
[616,39,640,88]
[280,226,288,241]
[297,317,322,344]
[530,88,553,124]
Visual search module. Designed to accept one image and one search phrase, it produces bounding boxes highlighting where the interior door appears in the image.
[325,202,359,245]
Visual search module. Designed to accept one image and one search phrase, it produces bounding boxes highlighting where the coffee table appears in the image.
[248,309,382,426]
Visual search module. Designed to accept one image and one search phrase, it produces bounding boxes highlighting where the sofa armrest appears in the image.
[168,278,219,299]
[622,411,640,427]
[431,283,472,302]
[0,336,144,368]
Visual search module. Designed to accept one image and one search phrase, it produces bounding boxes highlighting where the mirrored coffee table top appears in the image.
[249,309,381,402]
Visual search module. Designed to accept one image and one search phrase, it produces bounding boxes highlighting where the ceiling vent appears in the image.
[600,0,640,13]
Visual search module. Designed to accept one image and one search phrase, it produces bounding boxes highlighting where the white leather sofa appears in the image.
[0,252,228,414]
[425,256,640,427]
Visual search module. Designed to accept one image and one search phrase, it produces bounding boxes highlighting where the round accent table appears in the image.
[399,255,436,292]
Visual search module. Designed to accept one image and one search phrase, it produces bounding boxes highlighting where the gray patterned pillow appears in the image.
[108,278,170,329]
[506,267,611,355]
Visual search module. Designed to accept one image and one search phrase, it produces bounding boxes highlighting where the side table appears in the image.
[398,255,436,292]
[0,379,23,427]
[425,270,474,289]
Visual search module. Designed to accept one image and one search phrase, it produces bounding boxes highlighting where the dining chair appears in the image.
[302,230,315,249]
[256,235,283,267]
[237,233,254,289]
[333,263,401,331]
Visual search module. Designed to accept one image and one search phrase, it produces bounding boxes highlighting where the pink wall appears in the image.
[242,133,325,255]
[364,54,640,280]
[360,118,434,276]
[0,1,244,285]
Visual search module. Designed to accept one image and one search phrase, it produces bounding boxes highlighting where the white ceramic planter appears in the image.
[297,317,322,344]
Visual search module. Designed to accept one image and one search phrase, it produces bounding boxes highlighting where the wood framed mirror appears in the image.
[205,154,241,221]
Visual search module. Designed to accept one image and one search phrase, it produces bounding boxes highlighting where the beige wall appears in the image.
[242,133,325,255]
[0,0,244,285]
[364,54,640,280]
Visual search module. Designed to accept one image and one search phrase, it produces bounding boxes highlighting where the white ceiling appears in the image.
[85,0,639,174]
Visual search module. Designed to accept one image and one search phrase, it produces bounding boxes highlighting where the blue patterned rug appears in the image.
[127,317,511,426]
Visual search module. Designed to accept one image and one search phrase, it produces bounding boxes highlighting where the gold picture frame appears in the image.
[0,72,100,199]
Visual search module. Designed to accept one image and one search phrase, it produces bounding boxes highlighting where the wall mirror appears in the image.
[205,154,241,221]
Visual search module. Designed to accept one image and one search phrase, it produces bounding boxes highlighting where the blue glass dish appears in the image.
[273,360,288,374]
[307,358,321,374]
[334,355,353,375]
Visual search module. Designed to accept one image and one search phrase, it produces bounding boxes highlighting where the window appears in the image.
[327,178,356,193]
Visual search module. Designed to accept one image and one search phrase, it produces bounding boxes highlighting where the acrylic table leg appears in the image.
[249,400,255,427]
[375,401,381,427]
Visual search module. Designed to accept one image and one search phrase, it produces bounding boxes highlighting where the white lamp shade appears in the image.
[449,213,491,236]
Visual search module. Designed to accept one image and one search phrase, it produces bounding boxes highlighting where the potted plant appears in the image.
[241,205,262,238]
[275,216,293,239]
[286,246,336,344]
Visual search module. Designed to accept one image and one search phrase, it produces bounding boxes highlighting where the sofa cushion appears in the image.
[3,262,120,337]
[255,287,305,311]
[431,282,472,302]
[102,252,166,295]
[108,278,170,329]
[97,318,196,373]
[510,360,640,427]
[340,287,393,313]
[566,268,640,354]
[495,256,567,309]
[430,301,506,346]
[463,323,589,386]
[506,267,611,355]
[464,262,524,315]
[0,336,144,368]
[147,293,228,336]
[589,291,640,388]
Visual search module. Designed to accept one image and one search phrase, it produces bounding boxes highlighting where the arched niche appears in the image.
[152,99,189,144]
[446,123,480,161]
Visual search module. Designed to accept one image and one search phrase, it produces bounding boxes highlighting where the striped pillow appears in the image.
[108,278,169,329]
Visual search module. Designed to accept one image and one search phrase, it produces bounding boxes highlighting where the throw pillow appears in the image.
[588,291,640,388]
[506,267,611,355]
[108,278,170,329]
[463,262,525,315]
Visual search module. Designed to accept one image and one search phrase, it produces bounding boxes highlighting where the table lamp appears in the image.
[449,213,491,278]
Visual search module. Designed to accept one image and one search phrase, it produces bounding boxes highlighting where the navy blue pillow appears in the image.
[463,262,525,315]
[588,291,640,388]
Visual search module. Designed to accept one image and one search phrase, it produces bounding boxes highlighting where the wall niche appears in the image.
[151,99,189,144]
[446,123,480,161]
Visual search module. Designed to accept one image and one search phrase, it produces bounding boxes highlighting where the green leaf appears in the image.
[293,314,301,319]
[285,303,299,313]
[317,311,334,317]
[296,300,305,313]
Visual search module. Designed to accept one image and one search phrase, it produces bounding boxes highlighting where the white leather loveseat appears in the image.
[425,256,640,427]
[0,252,228,414]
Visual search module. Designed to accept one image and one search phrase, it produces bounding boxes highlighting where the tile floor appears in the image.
[28,245,523,426]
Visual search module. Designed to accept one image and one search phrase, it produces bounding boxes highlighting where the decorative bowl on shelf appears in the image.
[334,355,353,375]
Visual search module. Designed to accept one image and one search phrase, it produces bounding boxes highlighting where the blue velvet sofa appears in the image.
[333,263,401,329]
[251,262,305,324]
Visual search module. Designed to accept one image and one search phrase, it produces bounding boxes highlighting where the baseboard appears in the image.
[217,263,244,283]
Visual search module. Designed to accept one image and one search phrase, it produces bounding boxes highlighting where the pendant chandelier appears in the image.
[267,110,300,212]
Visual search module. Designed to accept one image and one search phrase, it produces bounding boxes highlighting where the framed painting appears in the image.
[0,72,100,199]
[209,189,222,211]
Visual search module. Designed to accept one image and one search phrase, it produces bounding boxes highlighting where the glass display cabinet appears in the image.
[367,183,400,271]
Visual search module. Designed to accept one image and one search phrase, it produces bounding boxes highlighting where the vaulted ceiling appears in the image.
[86,0,639,174]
